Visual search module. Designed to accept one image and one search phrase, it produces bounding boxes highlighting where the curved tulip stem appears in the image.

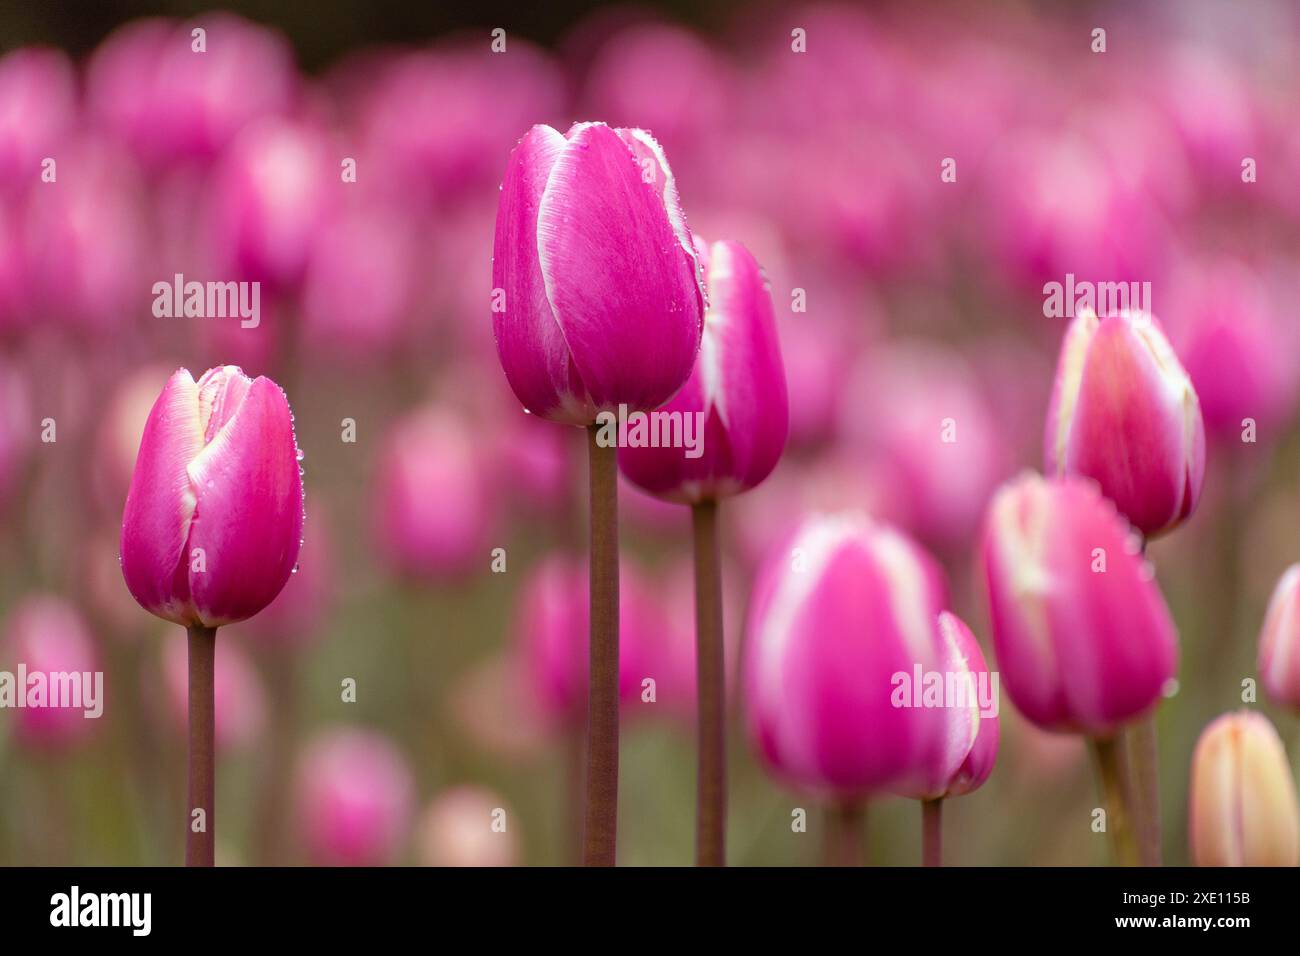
[1128,715,1162,866]
[583,424,619,866]
[691,499,726,866]
[1089,734,1138,866]
[824,801,867,866]
[186,624,217,867]
[921,798,943,867]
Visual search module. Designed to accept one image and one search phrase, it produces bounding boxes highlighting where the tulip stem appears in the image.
[921,798,943,867]
[583,424,619,866]
[1128,715,1162,866]
[1089,735,1138,866]
[824,801,866,866]
[691,499,726,866]
[186,624,217,867]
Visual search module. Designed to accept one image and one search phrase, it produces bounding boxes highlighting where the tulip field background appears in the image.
[2,0,1300,866]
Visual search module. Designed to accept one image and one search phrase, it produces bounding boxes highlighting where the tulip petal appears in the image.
[119,368,205,625]
[185,376,303,626]
[491,124,592,422]
[537,122,702,412]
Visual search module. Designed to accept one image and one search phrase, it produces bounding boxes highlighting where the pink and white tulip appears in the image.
[120,366,304,628]
[294,728,415,866]
[492,122,704,424]
[1045,308,1205,538]
[742,513,958,797]
[981,472,1179,736]
[1189,711,1299,867]
[618,238,787,503]
[1257,564,1300,710]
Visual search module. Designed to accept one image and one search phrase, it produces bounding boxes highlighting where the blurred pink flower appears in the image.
[514,553,674,727]
[1,596,100,751]
[840,341,1007,548]
[294,727,415,866]
[86,15,296,169]
[372,404,496,582]
[0,47,77,199]
[1257,564,1300,711]
[418,786,520,867]
[159,632,266,751]
[981,473,1179,735]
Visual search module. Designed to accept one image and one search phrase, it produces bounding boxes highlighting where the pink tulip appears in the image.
[1257,564,1300,710]
[20,137,148,333]
[86,15,296,169]
[981,473,1179,735]
[514,553,670,727]
[0,47,76,198]
[1045,308,1206,538]
[372,405,494,581]
[354,41,565,209]
[742,513,958,798]
[159,634,265,751]
[492,122,704,424]
[1189,711,1299,867]
[294,728,415,866]
[300,199,417,359]
[205,117,335,289]
[840,342,1007,548]
[619,238,787,503]
[1,596,100,750]
[232,511,333,647]
[418,786,520,867]
[1164,259,1297,440]
[120,366,304,628]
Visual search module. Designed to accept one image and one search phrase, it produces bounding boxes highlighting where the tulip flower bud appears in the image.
[928,612,999,799]
[1257,564,1300,710]
[120,366,304,629]
[981,472,1179,735]
[418,786,520,867]
[294,728,415,866]
[1,596,101,750]
[515,554,671,726]
[1189,711,1299,867]
[618,238,788,503]
[1045,308,1205,538]
[742,514,958,797]
[492,122,704,424]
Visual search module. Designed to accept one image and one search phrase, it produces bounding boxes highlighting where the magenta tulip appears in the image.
[492,121,704,424]
[120,366,304,629]
[1189,711,1299,867]
[294,728,415,866]
[1257,564,1300,711]
[981,472,1178,736]
[0,47,76,197]
[1,596,100,751]
[743,513,955,799]
[618,237,787,502]
[1045,308,1205,538]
